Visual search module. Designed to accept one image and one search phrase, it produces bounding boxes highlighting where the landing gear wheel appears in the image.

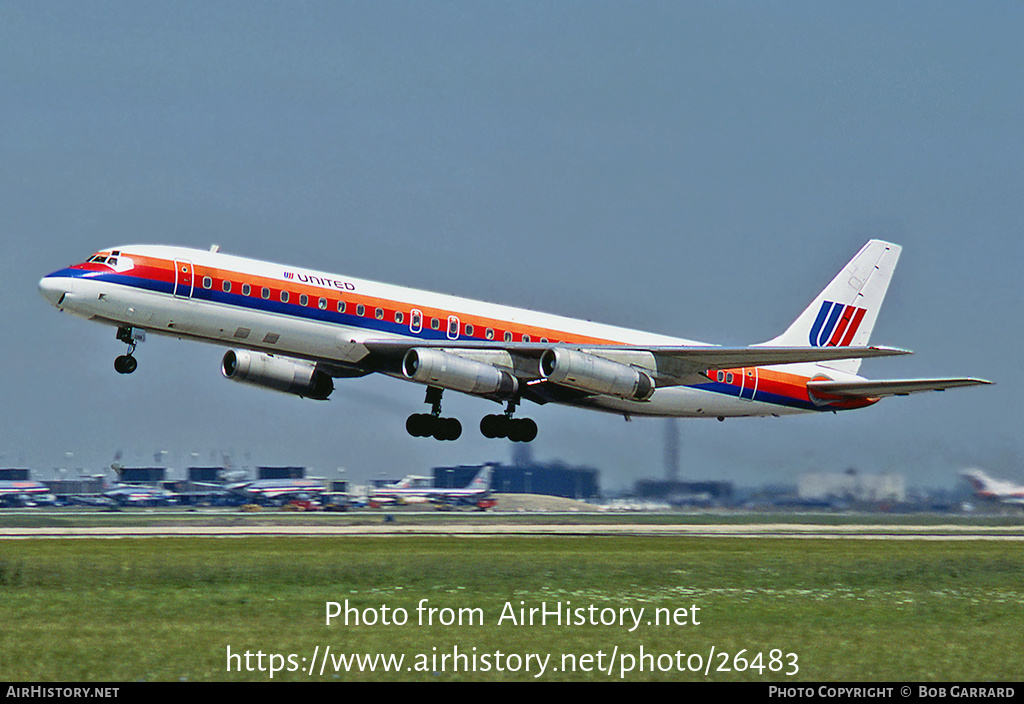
[480,414,503,438]
[114,355,138,375]
[433,418,462,441]
[114,326,141,375]
[479,414,537,442]
[406,387,463,441]
[406,413,462,441]
[511,418,538,443]
[406,413,434,437]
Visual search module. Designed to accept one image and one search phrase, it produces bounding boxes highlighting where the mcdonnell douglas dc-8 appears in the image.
[39,240,989,442]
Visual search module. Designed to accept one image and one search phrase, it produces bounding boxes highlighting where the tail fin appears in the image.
[467,466,494,492]
[961,469,993,494]
[763,240,901,374]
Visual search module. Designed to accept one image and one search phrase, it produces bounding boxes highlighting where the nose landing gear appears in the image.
[114,326,143,375]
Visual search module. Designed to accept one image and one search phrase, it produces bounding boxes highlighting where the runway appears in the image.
[3,522,1022,540]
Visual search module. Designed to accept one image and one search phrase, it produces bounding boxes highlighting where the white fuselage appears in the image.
[39,244,865,420]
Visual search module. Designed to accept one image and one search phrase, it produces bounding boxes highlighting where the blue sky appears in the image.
[3,2,1020,490]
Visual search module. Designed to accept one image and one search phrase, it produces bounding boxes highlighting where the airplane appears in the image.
[961,469,1024,507]
[96,462,180,506]
[216,478,328,506]
[369,467,494,508]
[101,483,178,506]
[59,476,178,507]
[366,474,432,505]
[0,481,58,508]
[370,466,496,509]
[39,240,990,442]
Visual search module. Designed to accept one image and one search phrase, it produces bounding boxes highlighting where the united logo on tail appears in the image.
[809,301,867,347]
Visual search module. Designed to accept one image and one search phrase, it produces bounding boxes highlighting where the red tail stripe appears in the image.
[839,307,867,346]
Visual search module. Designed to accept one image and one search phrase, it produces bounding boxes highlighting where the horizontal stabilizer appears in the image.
[807,377,992,399]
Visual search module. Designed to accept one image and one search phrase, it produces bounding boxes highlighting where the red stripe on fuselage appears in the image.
[84,253,623,347]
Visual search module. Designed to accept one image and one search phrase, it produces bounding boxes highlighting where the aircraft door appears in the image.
[174,260,194,298]
[738,367,758,401]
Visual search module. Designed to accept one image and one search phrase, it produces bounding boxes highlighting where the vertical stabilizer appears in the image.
[762,240,901,374]
[467,466,494,492]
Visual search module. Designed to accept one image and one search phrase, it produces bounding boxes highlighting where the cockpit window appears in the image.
[84,251,131,271]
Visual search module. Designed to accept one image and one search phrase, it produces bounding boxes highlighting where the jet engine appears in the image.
[539,348,655,401]
[221,350,334,400]
[402,348,518,398]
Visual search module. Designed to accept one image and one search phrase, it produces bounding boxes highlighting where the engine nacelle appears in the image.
[539,348,655,401]
[221,350,334,400]
[402,348,518,398]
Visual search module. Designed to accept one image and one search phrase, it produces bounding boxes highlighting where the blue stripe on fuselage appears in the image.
[54,267,831,410]
[53,268,457,341]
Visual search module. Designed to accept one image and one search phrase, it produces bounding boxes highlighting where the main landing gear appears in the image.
[406,389,538,443]
[480,397,538,443]
[406,387,463,441]
[114,326,141,375]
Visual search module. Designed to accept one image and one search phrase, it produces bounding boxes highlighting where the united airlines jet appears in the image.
[39,240,989,442]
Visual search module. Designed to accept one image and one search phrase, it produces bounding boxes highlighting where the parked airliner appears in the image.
[961,469,1024,507]
[369,466,496,509]
[0,481,57,508]
[39,240,989,442]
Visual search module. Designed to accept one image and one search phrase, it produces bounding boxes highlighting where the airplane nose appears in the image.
[39,275,72,307]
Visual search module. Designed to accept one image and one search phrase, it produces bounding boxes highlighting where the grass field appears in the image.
[1,532,1021,681]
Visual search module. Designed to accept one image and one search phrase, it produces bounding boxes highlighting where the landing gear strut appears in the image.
[480,397,538,443]
[114,326,140,375]
[406,387,462,441]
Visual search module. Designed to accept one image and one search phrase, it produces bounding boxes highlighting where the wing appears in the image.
[806,377,992,399]
[354,339,911,387]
